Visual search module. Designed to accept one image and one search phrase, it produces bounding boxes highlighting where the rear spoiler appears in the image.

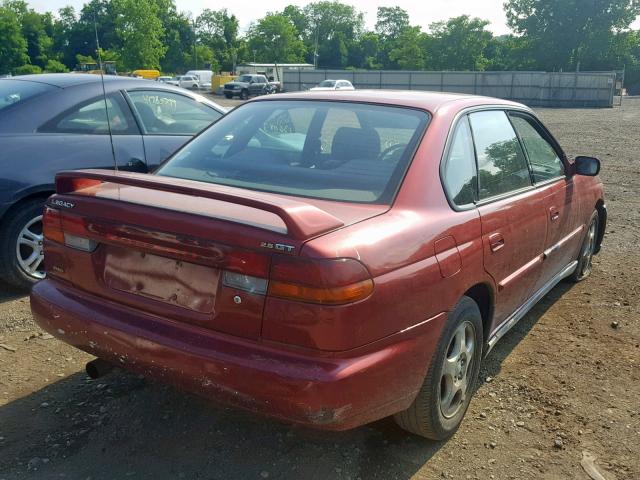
[54,170,344,240]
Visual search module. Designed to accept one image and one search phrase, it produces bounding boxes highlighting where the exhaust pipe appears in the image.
[86,358,114,379]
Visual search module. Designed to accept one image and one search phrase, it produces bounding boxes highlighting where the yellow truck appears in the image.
[131,69,161,80]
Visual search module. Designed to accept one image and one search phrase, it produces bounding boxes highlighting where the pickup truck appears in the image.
[223,74,275,99]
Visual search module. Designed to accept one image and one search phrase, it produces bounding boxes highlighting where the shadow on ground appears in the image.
[0,280,27,304]
[0,282,574,480]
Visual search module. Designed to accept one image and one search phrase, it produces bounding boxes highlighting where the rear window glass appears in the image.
[0,79,53,112]
[156,100,429,204]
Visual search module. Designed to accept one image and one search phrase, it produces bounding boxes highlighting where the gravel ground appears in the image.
[0,97,638,480]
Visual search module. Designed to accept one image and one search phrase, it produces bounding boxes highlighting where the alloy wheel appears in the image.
[580,219,597,278]
[440,321,476,419]
[16,215,45,279]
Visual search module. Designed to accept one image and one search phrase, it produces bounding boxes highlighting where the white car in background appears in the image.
[310,79,355,91]
[166,75,200,90]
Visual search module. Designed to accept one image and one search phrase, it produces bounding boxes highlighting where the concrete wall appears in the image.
[283,70,617,107]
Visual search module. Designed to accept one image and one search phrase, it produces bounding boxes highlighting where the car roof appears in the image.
[1,73,227,114]
[5,73,156,88]
[256,90,525,113]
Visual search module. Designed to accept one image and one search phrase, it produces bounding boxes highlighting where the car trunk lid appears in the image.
[44,170,385,340]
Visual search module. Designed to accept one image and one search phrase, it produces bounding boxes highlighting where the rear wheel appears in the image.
[570,210,599,282]
[394,296,483,439]
[0,198,47,290]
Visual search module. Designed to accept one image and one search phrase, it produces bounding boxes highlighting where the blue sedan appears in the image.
[0,73,225,289]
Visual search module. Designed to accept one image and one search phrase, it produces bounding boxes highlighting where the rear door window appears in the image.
[469,110,532,200]
[509,115,564,182]
[39,94,136,134]
[442,116,477,207]
[128,90,222,135]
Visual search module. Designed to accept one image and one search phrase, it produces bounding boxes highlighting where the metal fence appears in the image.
[283,70,617,107]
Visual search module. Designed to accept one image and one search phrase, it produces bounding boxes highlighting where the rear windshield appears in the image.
[156,100,430,204]
[0,79,54,112]
[318,80,336,87]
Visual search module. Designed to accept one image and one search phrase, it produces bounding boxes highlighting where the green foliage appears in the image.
[247,13,306,63]
[112,0,166,70]
[13,63,41,75]
[505,0,640,71]
[196,8,239,71]
[0,5,29,74]
[388,27,428,70]
[375,6,410,39]
[44,59,68,72]
[427,16,493,71]
[302,1,364,68]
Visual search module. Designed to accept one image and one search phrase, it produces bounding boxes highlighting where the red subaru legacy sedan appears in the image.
[31,91,605,439]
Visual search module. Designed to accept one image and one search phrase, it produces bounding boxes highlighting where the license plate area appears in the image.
[103,245,219,313]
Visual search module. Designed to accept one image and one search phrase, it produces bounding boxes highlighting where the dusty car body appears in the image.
[31,91,605,438]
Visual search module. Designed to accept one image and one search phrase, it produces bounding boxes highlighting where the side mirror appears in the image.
[574,156,601,176]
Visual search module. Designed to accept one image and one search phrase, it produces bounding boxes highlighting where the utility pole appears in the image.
[192,19,197,70]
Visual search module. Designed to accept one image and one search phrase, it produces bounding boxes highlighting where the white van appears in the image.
[185,70,213,90]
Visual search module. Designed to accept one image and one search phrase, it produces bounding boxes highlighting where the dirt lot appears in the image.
[0,97,639,480]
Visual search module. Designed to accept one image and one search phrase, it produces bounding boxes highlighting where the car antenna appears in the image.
[93,11,117,173]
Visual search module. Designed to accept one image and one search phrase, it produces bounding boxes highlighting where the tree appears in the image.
[504,0,640,71]
[4,1,53,69]
[375,6,410,39]
[0,5,29,74]
[113,0,166,70]
[349,31,381,69]
[13,63,41,75]
[282,5,308,39]
[161,12,195,73]
[388,27,428,70]
[196,9,239,71]
[302,1,364,67]
[44,59,68,72]
[247,13,306,63]
[427,16,494,71]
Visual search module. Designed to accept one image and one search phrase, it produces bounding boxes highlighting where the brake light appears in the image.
[43,207,97,252]
[56,176,102,194]
[43,208,64,244]
[268,257,373,305]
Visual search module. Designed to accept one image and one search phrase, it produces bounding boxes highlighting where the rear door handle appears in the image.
[549,206,560,221]
[489,233,505,252]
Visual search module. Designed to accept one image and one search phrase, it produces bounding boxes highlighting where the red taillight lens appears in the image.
[43,208,64,244]
[55,177,102,194]
[268,257,373,305]
[43,208,96,252]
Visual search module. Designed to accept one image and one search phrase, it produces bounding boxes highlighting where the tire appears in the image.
[224,93,233,99]
[394,296,483,440]
[192,84,198,90]
[569,210,599,282]
[0,198,47,290]
[240,89,249,100]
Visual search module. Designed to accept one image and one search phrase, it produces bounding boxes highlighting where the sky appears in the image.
[29,0,640,35]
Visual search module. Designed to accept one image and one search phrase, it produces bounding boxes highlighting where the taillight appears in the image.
[43,207,97,252]
[43,208,64,244]
[268,257,373,305]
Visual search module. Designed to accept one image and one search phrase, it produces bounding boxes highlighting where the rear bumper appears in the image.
[31,279,446,430]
